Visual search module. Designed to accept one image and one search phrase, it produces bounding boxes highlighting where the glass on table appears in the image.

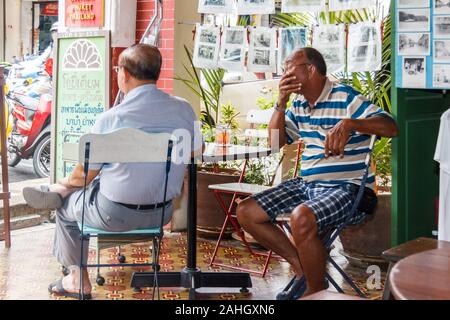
[215,125,232,146]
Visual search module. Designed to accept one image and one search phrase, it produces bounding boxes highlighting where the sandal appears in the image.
[23,185,63,210]
[48,278,92,300]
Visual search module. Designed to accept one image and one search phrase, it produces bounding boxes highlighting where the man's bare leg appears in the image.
[236,198,303,277]
[290,204,326,296]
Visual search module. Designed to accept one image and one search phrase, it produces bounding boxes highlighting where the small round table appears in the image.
[389,247,450,300]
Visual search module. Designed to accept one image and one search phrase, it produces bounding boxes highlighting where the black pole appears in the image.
[187,161,197,269]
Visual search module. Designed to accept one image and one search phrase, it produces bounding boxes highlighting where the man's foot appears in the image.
[23,185,63,209]
[48,278,92,300]
[48,267,92,300]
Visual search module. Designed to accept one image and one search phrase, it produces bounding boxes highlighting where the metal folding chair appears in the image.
[208,109,303,277]
[276,135,378,300]
[76,128,174,300]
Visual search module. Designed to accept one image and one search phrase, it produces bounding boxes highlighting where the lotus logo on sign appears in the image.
[65,0,104,28]
[62,40,103,70]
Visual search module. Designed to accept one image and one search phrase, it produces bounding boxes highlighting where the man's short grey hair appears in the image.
[119,44,162,81]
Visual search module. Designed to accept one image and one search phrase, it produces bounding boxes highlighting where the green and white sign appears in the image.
[51,31,110,182]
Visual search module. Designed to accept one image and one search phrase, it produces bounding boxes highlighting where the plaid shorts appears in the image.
[252,177,367,232]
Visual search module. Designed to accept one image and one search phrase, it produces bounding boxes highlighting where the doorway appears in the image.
[31,1,58,55]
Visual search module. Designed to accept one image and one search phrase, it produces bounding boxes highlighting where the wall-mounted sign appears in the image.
[65,0,104,28]
[42,3,59,16]
[51,31,110,182]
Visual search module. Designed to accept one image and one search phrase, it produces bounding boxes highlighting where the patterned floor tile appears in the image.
[0,225,386,300]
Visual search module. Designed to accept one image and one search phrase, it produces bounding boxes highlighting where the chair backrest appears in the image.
[244,108,274,140]
[246,108,274,125]
[78,128,174,164]
[324,135,378,246]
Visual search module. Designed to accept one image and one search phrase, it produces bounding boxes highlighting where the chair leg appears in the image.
[210,191,273,276]
[95,238,105,286]
[261,249,273,278]
[79,239,84,300]
[117,245,126,263]
[152,237,161,300]
[212,191,258,255]
[96,238,100,279]
[382,262,394,300]
[325,272,344,293]
[209,213,232,266]
[328,256,366,297]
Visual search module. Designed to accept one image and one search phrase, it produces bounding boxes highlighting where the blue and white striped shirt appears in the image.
[285,78,392,189]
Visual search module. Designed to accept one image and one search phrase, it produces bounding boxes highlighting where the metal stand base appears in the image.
[130,268,252,299]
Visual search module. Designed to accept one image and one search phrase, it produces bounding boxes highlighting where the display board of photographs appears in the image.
[396,0,450,89]
[278,27,308,74]
[219,26,248,71]
[312,24,347,73]
[193,23,382,73]
[248,27,277,72]
[348,22,382,72]
[193,24,221,69]
[197,0,377,15]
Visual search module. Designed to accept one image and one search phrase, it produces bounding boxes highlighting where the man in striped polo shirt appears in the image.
[236,47,398,297]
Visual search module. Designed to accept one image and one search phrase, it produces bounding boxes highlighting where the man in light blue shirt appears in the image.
[24,44,201,299]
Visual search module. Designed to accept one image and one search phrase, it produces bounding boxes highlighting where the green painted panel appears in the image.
[390,4,448,246]
[392,89,448,245]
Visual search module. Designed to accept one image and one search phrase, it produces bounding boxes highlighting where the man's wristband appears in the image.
[275,103,286,113]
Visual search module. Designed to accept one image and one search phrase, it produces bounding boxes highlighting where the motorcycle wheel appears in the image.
[7,151,21,167]
[33,135,51,178]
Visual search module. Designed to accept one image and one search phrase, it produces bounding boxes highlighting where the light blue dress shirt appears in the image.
[89,84,201,205]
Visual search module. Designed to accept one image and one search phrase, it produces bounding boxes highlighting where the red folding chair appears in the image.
[208,109,303,277]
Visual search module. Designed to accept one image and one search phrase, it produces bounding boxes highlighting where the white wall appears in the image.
[0,0,4,60]
[173,0,201,114]
[4,0,22,61]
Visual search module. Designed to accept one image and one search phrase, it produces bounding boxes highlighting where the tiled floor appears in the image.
[0,224,385,300]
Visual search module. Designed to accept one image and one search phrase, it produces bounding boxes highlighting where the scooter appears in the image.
[6,72,52,178]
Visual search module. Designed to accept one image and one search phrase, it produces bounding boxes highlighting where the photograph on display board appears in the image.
[312,24,346,73]
[281,0,325,13]
[193,25,221,69]
[398,9,430,32]
[225,28,246,45]
[328,0,377,12]
[434,40,450,62]
[198,0,235,14]
[433,64,450,87]
[434,0,450,14]
[248,27,277,73]
[434,15,450,38]
[402,57,426,88]
[236,0,275,15]
[278,27,308,74]
[219,27,247,71]
[398,33,430,56]
[347,22,382,72]
[398,0,430,8]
